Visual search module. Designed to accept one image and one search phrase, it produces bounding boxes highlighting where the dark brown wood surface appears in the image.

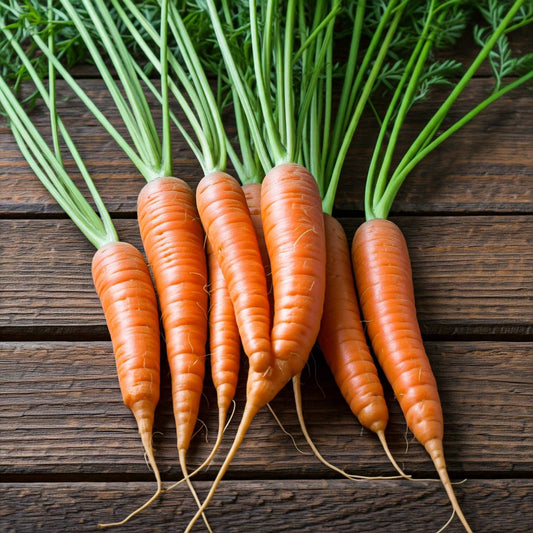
[1,41,532,533]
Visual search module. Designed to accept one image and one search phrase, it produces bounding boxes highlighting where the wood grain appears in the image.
[0,479,531,533]
[1,217,531,336]
[1,80,531,216]
[1,341,531,478]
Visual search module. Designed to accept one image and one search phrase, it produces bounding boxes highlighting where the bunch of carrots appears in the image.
[2,0,532,531]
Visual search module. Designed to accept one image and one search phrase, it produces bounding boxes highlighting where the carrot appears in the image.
[185,161,326,532]
[92,240,163,523]
[307,213,408,478]
[262,164,326,370]
[242,183,271,280]
[206,237,241,431]
[352,217,472,533]
[196,171,272,373]
[205,182,265,460]
[203,182,268,424]
[137,176,212,524]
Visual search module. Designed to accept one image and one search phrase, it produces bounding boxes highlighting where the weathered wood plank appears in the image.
[337,81,533,214]
[1,217,531,335]
[1,341,531,478]
[0,80,531,215]
[0,479,531,533]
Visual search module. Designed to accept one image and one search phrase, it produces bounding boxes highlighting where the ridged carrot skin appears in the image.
[137,176,208,453]
[206,239,241,415]
[352,218,442,443]
[91,240,160,467]
[207,183,268,414]
[352,218,471,532]
[197,172,271,373]
[319,214,388,434]
[260,162,326,378]
[242,183,270,277]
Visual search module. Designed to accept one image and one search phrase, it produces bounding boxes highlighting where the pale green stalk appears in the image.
[322,2,406,215]
[371,1,438,210]
[375,66,533,218]
[47,0,61,163]
[205,0,273,171]
[160,0,172,176]
[29,32,151,172]
[108,0,211,170]
[373,0,530,219]
[283,0,297,161]
[250,0,285,163]
[0,66,116,248]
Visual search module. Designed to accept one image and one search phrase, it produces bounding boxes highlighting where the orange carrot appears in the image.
[242,183,270,278]
[352,217,472,533]
[92,240,162,527]
[320,214,388,433]
[185,162,326,532]
[308,213,408,477]
[206,238,241,428]
[196,171,272,373]
[137,176,209,522]
[206,183,265,447]
[261,164,326,372]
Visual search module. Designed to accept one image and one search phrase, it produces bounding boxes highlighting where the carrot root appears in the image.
[426,438,473,533]
[164,404,233,494]
[352,218,472,532]
[97,427,162,529]
[184,402,260,533]
[292,375,407,481]
[91,241,161,528]
[179,448,213,533]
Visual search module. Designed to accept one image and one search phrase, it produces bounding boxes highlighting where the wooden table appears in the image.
[1,57,532,531]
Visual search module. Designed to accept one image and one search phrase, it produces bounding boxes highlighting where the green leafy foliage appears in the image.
[474,0,533,91]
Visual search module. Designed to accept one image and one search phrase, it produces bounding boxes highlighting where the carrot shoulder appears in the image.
[352,217,471,532]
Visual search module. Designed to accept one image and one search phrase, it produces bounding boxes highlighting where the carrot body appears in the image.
[91,240,161,481]
[318,214,388,434]
[352,218,442,443]
[207,239,241,416]
[242,183,270,277]
[352,218,471,532]
[260,163,326,378]
[137,176,208,453]
[197,172,271,373]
